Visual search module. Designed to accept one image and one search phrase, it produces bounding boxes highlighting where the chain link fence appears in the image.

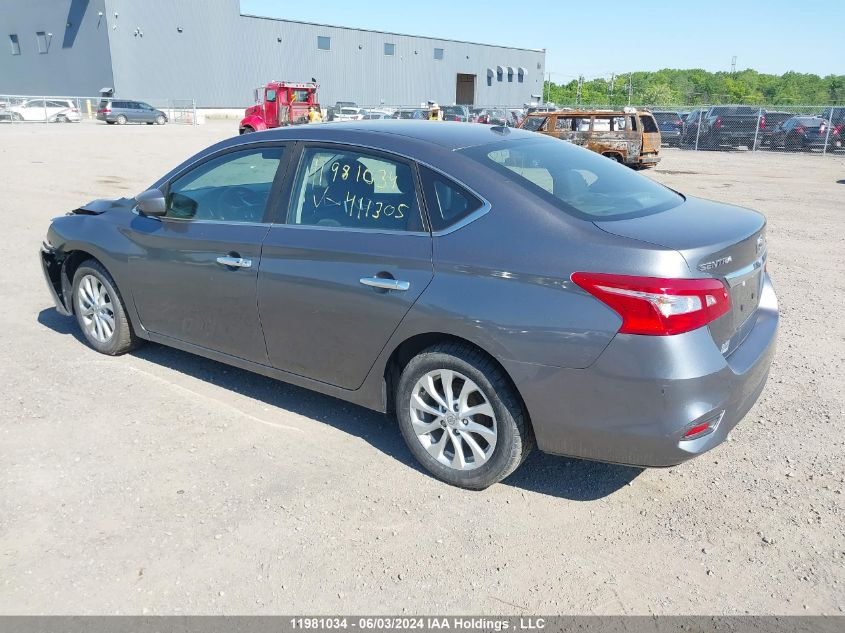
[551,103,843,155]
[0,95,198,125]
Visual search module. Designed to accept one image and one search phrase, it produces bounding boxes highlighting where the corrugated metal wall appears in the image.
[1,0,546,108]
[0,0,113,97]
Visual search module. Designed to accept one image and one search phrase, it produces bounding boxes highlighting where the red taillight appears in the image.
[98,108,111,114]
[795,125,805,134]
[759,115,766,129]
[714,117,722,129]
[571,273,731,336]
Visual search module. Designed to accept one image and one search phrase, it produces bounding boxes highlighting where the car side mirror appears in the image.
[136,188,166,217]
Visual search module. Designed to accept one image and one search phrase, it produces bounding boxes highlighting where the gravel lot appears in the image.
[0,121,843,616]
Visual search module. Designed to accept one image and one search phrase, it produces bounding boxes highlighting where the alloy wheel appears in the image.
[75,274,115,343]
[409,369,498,471]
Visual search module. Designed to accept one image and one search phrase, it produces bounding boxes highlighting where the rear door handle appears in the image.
[216,256,252,269]
[359,277,410,291]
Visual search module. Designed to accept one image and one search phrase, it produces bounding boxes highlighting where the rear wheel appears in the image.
[603,152,623,163]
[395,343,533,489]
[72,260,140,355]
[115,114,127,125]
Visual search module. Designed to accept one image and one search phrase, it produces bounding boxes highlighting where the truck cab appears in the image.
[239,81,320,134]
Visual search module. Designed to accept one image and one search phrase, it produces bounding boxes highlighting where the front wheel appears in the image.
[395,343,533,489]
[155,114,166,125]
[72,260,140,355]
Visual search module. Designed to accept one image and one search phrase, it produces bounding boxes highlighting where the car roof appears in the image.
[228,120,535,151]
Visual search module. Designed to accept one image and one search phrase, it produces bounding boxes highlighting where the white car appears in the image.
[5,98,82,122]
[334,107,366,121]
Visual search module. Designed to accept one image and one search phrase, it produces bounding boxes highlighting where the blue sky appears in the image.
[240,0,842,79]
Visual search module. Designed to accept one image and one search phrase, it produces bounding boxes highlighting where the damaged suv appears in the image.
[520,108,662,168]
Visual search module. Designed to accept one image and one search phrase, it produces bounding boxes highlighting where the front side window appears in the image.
[464,139,682,221]
[419,167,484,232]
[9,34,20,55]
[165,147,283,222]
[288,147,423,232]
[522,116,548,132]
[384,42,395,56]
[266,89,276,103]
[317,35,330,50]
[290,89,309,102]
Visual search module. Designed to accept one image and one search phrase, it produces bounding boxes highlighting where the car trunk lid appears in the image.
[594,196,767,355]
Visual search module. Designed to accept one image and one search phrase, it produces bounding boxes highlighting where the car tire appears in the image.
[71,260,140,356]
[116,114,127,125]
[11,112,23,122]
[395,343,533,490]
[241,126,254,134]
[105,120,115,125]
[155,114,166,125]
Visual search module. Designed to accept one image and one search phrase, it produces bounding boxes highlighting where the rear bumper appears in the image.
[506,274,778,468]
[636,154,660,166]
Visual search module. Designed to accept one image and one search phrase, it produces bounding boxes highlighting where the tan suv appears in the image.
[519,109,661,168]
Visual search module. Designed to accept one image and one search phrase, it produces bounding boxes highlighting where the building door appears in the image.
[455,74,476,105]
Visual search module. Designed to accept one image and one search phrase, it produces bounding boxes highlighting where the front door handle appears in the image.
[359,276,410,291]
[216,256,252,269]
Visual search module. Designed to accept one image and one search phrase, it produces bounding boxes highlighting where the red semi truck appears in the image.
[239,81,320,134]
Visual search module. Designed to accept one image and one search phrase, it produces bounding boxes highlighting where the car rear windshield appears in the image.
[461,138,682,221]
[652,111,680,121]
[709,106,758,115]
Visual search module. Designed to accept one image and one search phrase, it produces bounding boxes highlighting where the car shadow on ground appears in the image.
[37,307,642,500]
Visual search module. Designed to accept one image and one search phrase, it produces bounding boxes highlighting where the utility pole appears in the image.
[627,72,633,105]
[731,55,737,74]
[608,73,615,104]
[576,75,583,106]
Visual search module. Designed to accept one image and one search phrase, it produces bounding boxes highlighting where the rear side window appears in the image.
[288,147,423,232]
[419,167,484,232]
[464,138,682,221]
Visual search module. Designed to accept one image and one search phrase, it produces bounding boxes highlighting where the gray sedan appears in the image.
[40,121,778,489]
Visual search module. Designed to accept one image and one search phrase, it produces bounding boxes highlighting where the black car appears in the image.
[652,111,684,146]
[769,116,839,151]
[758,111,795,146]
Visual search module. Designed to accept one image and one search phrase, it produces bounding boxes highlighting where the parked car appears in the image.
[333,107,367,122]
[97,99,168,125]
[757,111,796,146]
[39,121,777,489]
[442,105,471,122]
[768,116,839,151]
[680,107,708,145]
[474,108,508,125]
[652,111,684,146]
[519,109,662,168]
[697,105,762,150]
[392,108,428,120]
[362,111,392,120]
[327,101,357,122]
[3,98,81,122]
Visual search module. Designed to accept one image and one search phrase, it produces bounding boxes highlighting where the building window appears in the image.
[9,34,20,55]
[36,31,48,53]
[487,69,494,87]
[496,66,503,82]
[507,67,514,82]
[317,35,330,50]
[518,67,525,83]
[434,47,443,60]
[384,42,395,56]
